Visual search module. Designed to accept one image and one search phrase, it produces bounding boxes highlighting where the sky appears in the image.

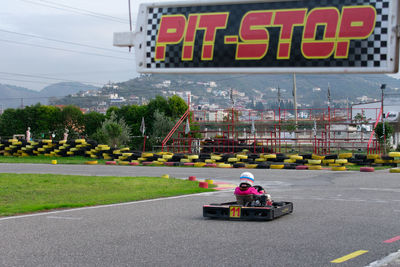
[0,0,176,91]
[1,0,399,92]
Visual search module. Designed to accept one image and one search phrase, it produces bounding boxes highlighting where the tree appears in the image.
[149,109,175,146]
[374,122,394,148]
[92,111,131,148]
[167,95,188,119]
[84,112,105,138]
[60,105,84,139]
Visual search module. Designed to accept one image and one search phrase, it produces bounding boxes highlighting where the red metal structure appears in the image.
[162,106,382,155]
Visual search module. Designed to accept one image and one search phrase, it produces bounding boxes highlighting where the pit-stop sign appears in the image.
[115,0,400,74]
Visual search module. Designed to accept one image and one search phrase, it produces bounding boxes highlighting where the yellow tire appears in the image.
[389,168,400,173]
[161,174,169,179]
[308,159,321,165]
[270,164,284,169]
[255,158,266,162]
[118,161,129,165]
[211,155,222,161]
[339,153,352,159]
[187,155,199,160]
[388,152,400,158]
[312,154,325,160]
[194,162,206,167]
[374,159,384,164]
[322,159,335,165]
[263,154,276,159]
[163,154,173,160]
[85,161,98,165]
[205,179,214,184]
[217,163,231,168]
[367,154,380,160]
[332,166,347,171]
[205,159,215,163]
[245,164,258,169]
[228,158,238,163]
[290,155,303,160]
[284,159,296,163]
[180,158,191,163]
[142,153,153,158]
[237,154,248,160]
[335,159,348,164]
[308,165,322,170]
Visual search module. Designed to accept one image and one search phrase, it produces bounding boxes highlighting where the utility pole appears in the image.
[20,98,24,109]
[293,73,298,150]
[381,84,386,154]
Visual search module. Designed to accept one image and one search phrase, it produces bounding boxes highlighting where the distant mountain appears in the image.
[0,82,99,109]
[0,83,40,108]
[40,82,99,97]
[109,73,400,108]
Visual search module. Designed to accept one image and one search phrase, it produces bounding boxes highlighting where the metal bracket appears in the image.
[113,31,138,47]
[397,24,400,38]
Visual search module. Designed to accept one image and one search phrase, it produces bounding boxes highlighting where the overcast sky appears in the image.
[1,0,399,91]
[0,0,178,91]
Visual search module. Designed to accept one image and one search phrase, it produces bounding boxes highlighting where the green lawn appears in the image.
[0,173,214,216]
[0,155,105,164]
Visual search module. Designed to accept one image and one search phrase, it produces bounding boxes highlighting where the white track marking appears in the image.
[365,249,400,267]
[0,191,220,222]
[47,216,82,220]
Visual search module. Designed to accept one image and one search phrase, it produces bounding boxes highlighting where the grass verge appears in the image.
[0,155,106,164]
[0,173,214,216]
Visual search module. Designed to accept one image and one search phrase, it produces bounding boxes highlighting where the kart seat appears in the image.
[236,194,254,206]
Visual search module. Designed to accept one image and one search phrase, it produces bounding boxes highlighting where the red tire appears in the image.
[188,176,197,181]
[360,167,374,172]
[105,161,116,165]
[296,165,308,170]
[199,181,208,188]
[129,162,139,166]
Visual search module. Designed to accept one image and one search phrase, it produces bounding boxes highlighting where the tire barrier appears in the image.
[1,139,397,171]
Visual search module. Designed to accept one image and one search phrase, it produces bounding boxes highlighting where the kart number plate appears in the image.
[229,206,241,218]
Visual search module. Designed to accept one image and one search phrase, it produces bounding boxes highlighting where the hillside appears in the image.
[0,82,99,109]
[106,73,400,108]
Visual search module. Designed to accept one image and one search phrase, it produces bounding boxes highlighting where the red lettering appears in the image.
[273,9,307,59]
[302,8,339,59]
[237,11,273,59]
[155,15,186,60]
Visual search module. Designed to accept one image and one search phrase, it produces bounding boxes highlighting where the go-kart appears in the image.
[203,186,293,221]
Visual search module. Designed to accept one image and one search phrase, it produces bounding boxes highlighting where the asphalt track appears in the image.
[0,163,400,267]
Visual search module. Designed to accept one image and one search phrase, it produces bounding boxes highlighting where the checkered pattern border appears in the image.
[145,0,390,69]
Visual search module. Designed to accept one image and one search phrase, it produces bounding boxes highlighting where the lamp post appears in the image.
[381,84,386,154]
